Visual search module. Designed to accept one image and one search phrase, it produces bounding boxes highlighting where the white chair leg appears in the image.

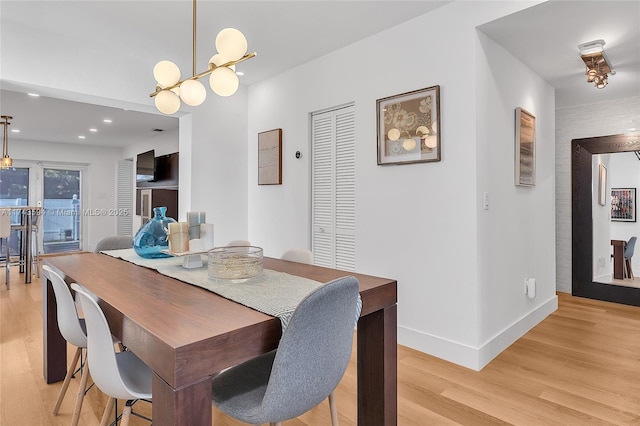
[70,359,90,426]
[52,346,82,415]
[329,391,339,426]
[99,397,115,426]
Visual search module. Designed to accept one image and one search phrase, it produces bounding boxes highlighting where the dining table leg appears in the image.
[152,374,212,426]
[43,274,67,383]
[357,304,398,426]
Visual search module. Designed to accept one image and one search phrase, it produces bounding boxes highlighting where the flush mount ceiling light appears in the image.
[0,116,13,168]
[578,39,615,89]
[150,0,256,115]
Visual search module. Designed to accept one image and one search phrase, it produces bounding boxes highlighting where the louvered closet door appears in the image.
[311,105,355,271]
[116,159,134,236]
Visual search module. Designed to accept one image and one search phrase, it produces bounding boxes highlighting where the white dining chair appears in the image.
[42,265,91,426]
[227,240,250,246]
[280,248,313,265]
[71,282,153,426]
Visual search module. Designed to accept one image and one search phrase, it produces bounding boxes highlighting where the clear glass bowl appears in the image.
[208,246,263,280]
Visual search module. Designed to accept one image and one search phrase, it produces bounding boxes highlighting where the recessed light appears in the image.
[103,119,112,123]
[11,129,20,133]
[78,135,86,139]
[235,71,244,76]
[27,93,40,97]
[89,128,98,132]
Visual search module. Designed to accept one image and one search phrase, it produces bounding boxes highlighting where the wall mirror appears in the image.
[572,132,640,306]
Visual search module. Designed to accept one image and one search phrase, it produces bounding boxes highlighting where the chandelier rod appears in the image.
[192,0,196,77]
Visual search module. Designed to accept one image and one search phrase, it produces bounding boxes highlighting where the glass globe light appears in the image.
[416,126,430,137]
[210,67,239,97]
[424,135,437,149]
[387,128,400,141]
[180,79,207,106]
[215,28,248,62]
[155,90,181,114]
[1,155,13,168]
[403,138,417,151]
[209,54,236,71]
[153,60,181,88]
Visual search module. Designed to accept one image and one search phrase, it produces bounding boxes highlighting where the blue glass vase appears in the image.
[133,206,176,258]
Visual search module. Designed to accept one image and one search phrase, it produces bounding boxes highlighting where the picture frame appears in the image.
[376,85,440,165]
[515,107,535,186]
[598,163,607,206]
[258,128,282,185]
[611,188,636,222]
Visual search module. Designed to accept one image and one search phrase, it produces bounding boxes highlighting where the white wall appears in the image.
[122,128,179,160]
[592,154,612,282]
[475,32,557,367]
[186,88,249,246]
[247,1,549,370]
[556,95,640,293]
[10,139,122,251]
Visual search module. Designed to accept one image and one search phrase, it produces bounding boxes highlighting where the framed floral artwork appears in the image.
[376,85,441,165]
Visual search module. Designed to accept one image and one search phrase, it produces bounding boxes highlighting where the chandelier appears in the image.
[150,0,256,114]
[0,116,13,168]
[578,40,614,89]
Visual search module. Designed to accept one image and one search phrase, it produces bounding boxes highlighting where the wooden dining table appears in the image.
[43,253,398,425]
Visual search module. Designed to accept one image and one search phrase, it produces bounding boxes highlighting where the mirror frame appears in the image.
[572,132,640,306]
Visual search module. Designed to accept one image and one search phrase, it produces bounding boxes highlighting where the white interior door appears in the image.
[311,104,356,271]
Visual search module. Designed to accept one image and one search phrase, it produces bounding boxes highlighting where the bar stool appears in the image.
[11,208,41,278]
[0,214,11,289]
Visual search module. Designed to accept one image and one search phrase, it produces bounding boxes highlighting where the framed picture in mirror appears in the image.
[611,187,636,222]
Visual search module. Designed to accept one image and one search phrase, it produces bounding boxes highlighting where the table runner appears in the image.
[101,248,361,329]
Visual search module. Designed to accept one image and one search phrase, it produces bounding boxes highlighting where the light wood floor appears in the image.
[2,267,640,425]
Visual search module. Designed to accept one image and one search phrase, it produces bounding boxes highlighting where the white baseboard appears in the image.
[398,295,558,371]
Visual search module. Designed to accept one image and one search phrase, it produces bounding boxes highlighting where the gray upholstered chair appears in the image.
[94,235,133,253]
[211,275,360,426]
[280,248,313,265]
[624,236,637,279]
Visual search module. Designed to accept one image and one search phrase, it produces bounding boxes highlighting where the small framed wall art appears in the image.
[258,128,282,185]
[376,85,440,165]
[598,163,607,206]
[611,187,636,222]
[515,107,535,186]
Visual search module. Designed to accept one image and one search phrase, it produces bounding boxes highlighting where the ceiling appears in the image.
[478,0,640,110]
[1,1,638,147]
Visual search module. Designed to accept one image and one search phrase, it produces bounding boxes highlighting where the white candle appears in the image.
[189,238,204,253]
[168,222,189,253]
[187,211,206,239]
[200,223,215,250]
